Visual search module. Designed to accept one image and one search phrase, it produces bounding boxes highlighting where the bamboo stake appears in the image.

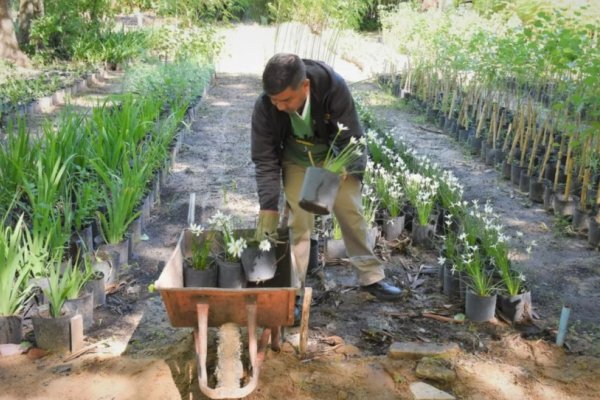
[502,123,513,153]
[508,123,522,164]
[539,129,555,183]
[447,89,457,119]
[563,137,574,199]
[476,100,488,139]
[581,167,591,210]
[494,111,505,150]
[554,135,566,192]
[527,121,544,176]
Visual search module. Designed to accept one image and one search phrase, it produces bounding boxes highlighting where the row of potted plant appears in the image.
[353,98,532,323]
[379,4,599,248]
[0,59,214,351]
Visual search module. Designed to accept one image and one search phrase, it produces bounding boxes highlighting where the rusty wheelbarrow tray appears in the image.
[155,225,310,399]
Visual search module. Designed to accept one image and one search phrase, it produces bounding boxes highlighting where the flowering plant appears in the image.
[186,223,217,271]
[405,172,439,226]
[462,244,498,297]
[315,123,366,174]
[208,211,247,262]
[488,241,526,296]
[361,185,379,226]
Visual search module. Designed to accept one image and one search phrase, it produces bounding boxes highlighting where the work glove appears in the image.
[255,210,280,241]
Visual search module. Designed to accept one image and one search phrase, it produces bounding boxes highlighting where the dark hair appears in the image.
[262,53,306,96]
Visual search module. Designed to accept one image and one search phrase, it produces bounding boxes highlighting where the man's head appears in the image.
[262,53,309,114]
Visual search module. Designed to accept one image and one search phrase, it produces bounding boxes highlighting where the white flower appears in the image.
[337,122,349,131]
[188,223,204,236]
[437,256,446,266]
[518,273,526,282]
[349,136,358,145]
[516,231,524,238]
[526,246,532,254]
[259,239,272,252]
[227,238,247,259]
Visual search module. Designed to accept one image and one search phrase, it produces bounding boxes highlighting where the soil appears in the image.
[1,23,599,400]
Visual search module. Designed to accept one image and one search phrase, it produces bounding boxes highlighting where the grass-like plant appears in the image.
[0,213,32,317]
[92,153,146,245]
[316,123,366,175]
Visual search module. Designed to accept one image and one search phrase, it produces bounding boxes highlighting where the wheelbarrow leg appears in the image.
[299,287,313,358]
[194,301,270,399]
[270,327,281,352]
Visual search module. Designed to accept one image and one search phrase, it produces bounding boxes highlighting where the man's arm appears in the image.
[251,97,281,211]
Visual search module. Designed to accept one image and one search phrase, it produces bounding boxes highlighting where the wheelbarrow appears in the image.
[154,194,312,399]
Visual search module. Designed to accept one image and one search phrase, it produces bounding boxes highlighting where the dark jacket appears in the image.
[251,59,366,211]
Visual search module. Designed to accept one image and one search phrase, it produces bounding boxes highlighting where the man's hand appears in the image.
[255,210,279,241]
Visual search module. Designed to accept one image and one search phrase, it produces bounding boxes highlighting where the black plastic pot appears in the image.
[494,149,505,166]
[64,292,94,331]
[0,316,22,344]
[468,135,482,156]
[325,238,346,260]
[465,291,497,322]
[543,180,555,211]
[572,207,589,234]
[241,247,278,282]
[299,167,341,215]
[308,238,319,273]
[32,309,83,353]
[485,148,496,166]
[511,163,522,186]
[93,249,120,287]
[83,272,106,308]
[438,115,446,129]
[184,262,218,287]
[411,217,434,248]
[553,193,576,217]
[529,178,544,203]
[443,266,461,300]
[216,259,247,289]
[502,161,512,180]
[383,214,405,240]
[519,170,530,193]
[480,141,490,162]
[587,213,600,247]
[458,128,469,143]
[497,291,532,323]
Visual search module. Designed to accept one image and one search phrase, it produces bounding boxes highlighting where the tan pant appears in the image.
[282,161,385,288]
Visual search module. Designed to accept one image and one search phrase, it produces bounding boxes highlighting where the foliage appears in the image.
[269,0,375,31]
[0,214,32,316]
[28,0,112,62]
[208,211,246,262]
[319,123,366,175]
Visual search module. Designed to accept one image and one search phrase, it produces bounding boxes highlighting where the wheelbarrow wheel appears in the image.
[215,322,243,389]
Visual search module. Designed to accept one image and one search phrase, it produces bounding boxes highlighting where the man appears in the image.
[251,53,401,301]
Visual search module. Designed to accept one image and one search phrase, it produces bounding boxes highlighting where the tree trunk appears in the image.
[0,0,30,67]
[17,0,44,46]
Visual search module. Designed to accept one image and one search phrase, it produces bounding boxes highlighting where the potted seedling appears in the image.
[463,247,497,323]
[0,214,31,344]
[31,248,84,353]
[405,172,438,248]
[208,211,247,289]
[299,123,365,215]
[241,233,279,283]
[183,224,219,287]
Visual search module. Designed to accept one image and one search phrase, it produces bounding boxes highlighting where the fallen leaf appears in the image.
[454,313,466,321]
[140,234,150,241]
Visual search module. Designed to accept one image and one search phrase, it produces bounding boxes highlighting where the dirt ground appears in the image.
[1,24,600,400]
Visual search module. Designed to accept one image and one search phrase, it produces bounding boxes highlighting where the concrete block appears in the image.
[388,342,460,360]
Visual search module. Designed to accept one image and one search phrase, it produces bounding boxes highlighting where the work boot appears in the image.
[361,281,402,301]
